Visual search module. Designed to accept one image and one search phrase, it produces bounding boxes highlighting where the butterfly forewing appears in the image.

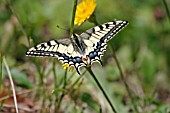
[80,20,128,64]
[27,39,69,56]
[81,20,128,45]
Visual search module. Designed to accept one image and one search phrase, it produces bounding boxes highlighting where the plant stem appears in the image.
[53,61,59,112]
[64,68,68,87]
[53,61,58,89]
[162,0,170,23]
[70,0,78,37]
[86,67,117,113]
[33,58,46,112]
[111,47,139,113]
[34,58,44,86]
[68,70,87,94]
[55,69,67,111]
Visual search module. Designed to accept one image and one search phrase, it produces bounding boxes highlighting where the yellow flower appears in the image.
[74,0,96,25]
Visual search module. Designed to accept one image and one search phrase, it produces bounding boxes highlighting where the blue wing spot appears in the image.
[89,52,95,59]
[72,58,77,63]
[93,51,97,56]
[97,45,101,49]
[76,57,82,63]
[69,58,72,61]
[96,49,99,52]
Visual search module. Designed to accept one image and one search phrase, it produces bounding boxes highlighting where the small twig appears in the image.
[3,57,19,113]
[86,67,117,113]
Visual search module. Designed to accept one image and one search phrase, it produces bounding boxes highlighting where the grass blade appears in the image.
[3,57,19,113]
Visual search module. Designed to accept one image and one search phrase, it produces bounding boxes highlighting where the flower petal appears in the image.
[74,0,96,25]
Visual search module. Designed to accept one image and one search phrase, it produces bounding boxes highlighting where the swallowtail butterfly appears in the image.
[26,20,128,74]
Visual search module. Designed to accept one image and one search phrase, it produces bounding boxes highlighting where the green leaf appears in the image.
[80,92,99,112]
[11,68,33,88]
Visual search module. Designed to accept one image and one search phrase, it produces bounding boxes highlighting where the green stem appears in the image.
[68,70,87,95]
[162,0,170,23]
[86,67,117,113]
[111,47,139,113]
[53,61,59,112]
[6,0,30,46]
[55,69,68,111]
[34,58,44,86]
[90,13,99,26]
[64,68,68,87]
[70,0,78,37]
[53,61,57,89]
[33,58,46,112]
[32,57,47,113]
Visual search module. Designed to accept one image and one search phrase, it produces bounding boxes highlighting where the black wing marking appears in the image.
[26,39,86,74]
[80,20,128,65]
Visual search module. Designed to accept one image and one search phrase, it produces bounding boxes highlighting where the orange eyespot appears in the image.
[82,57,88,61]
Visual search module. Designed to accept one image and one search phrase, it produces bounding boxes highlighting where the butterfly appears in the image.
[26,20,128,75]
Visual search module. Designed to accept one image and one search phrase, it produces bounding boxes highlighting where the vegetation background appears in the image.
[0,0,170,113]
